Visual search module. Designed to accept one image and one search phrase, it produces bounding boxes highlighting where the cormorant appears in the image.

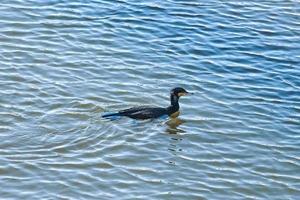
[102,87,192,120]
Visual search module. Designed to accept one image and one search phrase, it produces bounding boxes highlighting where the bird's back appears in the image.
[119,106,168,119]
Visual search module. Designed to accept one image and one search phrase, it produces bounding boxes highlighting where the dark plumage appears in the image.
[102,87,191,120]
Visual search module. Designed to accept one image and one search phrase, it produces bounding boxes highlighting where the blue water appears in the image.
[0,0,300,199]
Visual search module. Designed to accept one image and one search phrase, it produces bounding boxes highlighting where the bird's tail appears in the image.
[102,112,121,118]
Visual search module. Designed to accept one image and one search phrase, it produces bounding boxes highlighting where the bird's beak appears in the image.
[185,91,194,96]
[178,91,193,96]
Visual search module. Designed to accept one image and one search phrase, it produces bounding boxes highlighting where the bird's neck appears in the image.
[167,94,179,114]
[171,94,179,106]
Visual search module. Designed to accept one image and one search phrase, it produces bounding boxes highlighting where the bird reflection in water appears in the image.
[165,118,186,165]
[165,118,186,134]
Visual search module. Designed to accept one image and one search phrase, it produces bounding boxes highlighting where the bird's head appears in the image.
[171,87,191,98]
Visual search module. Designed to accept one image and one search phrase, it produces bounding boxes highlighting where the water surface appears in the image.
[1,0,300,199]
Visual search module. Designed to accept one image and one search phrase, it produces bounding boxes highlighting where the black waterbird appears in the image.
[102,87,192,120]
